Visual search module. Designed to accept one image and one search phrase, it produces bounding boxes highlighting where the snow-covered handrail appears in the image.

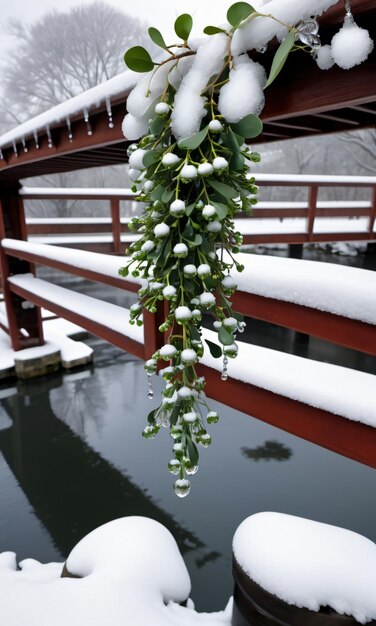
[21,187,136,198]
[0,72,137,151]
[254,173,376,187]
[2,238,376,355]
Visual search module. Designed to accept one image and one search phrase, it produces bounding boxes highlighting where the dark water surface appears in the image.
[0,249,375,612]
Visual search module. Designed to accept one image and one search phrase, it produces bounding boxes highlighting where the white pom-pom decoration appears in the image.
[316,45,335,70]
[331,19,374,70]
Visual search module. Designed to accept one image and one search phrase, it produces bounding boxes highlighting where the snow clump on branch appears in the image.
[171,33,228,140]
[218,56,266,123]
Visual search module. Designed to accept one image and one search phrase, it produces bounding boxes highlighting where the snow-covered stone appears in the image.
[233,512,376,624]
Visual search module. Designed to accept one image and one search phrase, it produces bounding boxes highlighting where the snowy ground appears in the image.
[0,518,232,626]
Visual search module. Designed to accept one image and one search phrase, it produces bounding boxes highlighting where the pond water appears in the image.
[0,248,375,612]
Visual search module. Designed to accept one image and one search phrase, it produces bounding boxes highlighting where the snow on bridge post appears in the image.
[0,181,44,350]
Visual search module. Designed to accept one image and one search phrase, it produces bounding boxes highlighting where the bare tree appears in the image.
[1,2,149,124]
[340,129,376,176]
[0,2,150,217]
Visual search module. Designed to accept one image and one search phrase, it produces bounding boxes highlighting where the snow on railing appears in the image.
[2,237,376,466]
[0,72,137,151]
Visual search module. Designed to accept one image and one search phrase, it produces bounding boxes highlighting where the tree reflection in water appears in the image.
[242,440,293,462]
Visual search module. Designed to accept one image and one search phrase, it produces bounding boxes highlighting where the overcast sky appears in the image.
[0,0,231,50]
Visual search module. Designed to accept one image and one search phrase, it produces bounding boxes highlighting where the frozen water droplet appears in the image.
[168,459,181,475]
[147,373,154,399]
[174,479,191,498]
[186,464,199,476]
[221,355,228,381]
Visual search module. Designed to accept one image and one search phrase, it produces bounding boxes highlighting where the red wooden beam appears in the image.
[231,291,376,356]
[199,364,376,470]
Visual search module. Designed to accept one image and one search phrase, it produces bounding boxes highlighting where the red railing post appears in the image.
[369,186,376,238]
[307,185,318,242]
[110,197,122,254]
[0,181,44,350]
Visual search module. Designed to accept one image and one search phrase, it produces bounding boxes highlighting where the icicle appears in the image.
[33,130,39,149]
[0,149,4,160]
[21,137,28,153]
[12,141,18,157]
[106,98,114,128]
[221,355,229,381]
[66,117,73,142]
[147,373,154,399]
[46,126,53,148]
[83,108,93,136]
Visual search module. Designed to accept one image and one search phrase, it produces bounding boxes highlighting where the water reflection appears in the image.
[0,370,206,560]
[242,440,293,462]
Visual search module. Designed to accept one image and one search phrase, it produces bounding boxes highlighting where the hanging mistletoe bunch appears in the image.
[119,1,336,497]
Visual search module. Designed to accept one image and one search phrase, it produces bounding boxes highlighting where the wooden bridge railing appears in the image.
[20,174,376,253]
[1,179,376,473]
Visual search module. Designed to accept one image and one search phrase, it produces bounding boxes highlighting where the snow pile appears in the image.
[0,517,232,626]
[231,0,338,54]
[218,57,266,122]
[171,34,228,140]
[233,512,376,623]
[331,18,374,70]
[127,59,176,119]
[0,316,91,375]
[316,44,334,70]
[201,328,376,427]
[223,252,376,325]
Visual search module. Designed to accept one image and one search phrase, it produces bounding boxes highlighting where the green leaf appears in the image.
[174,13,193,41]
[178,126,208,150]
[265,30,296,88]
[227,2,256,28]
[204,26,227,35]
[205,339,223,358]
[147,409,157,424]
[148,27,167,49]
[231,114,263,139]
[189,234,202,247]
[162,188,174,203]
[187,438,199,467]
[208,179,238,200]
[211,201,229,220]
[149,115,165,136]
[185,202,196,216]
[189,324,201,342]
[230,151,245,171]
[124,46,155,72]
[150,185,165,201]
[182,221,194,238]
[170,400,182,426]
[218,325,234,346]
[143,150,160,168]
